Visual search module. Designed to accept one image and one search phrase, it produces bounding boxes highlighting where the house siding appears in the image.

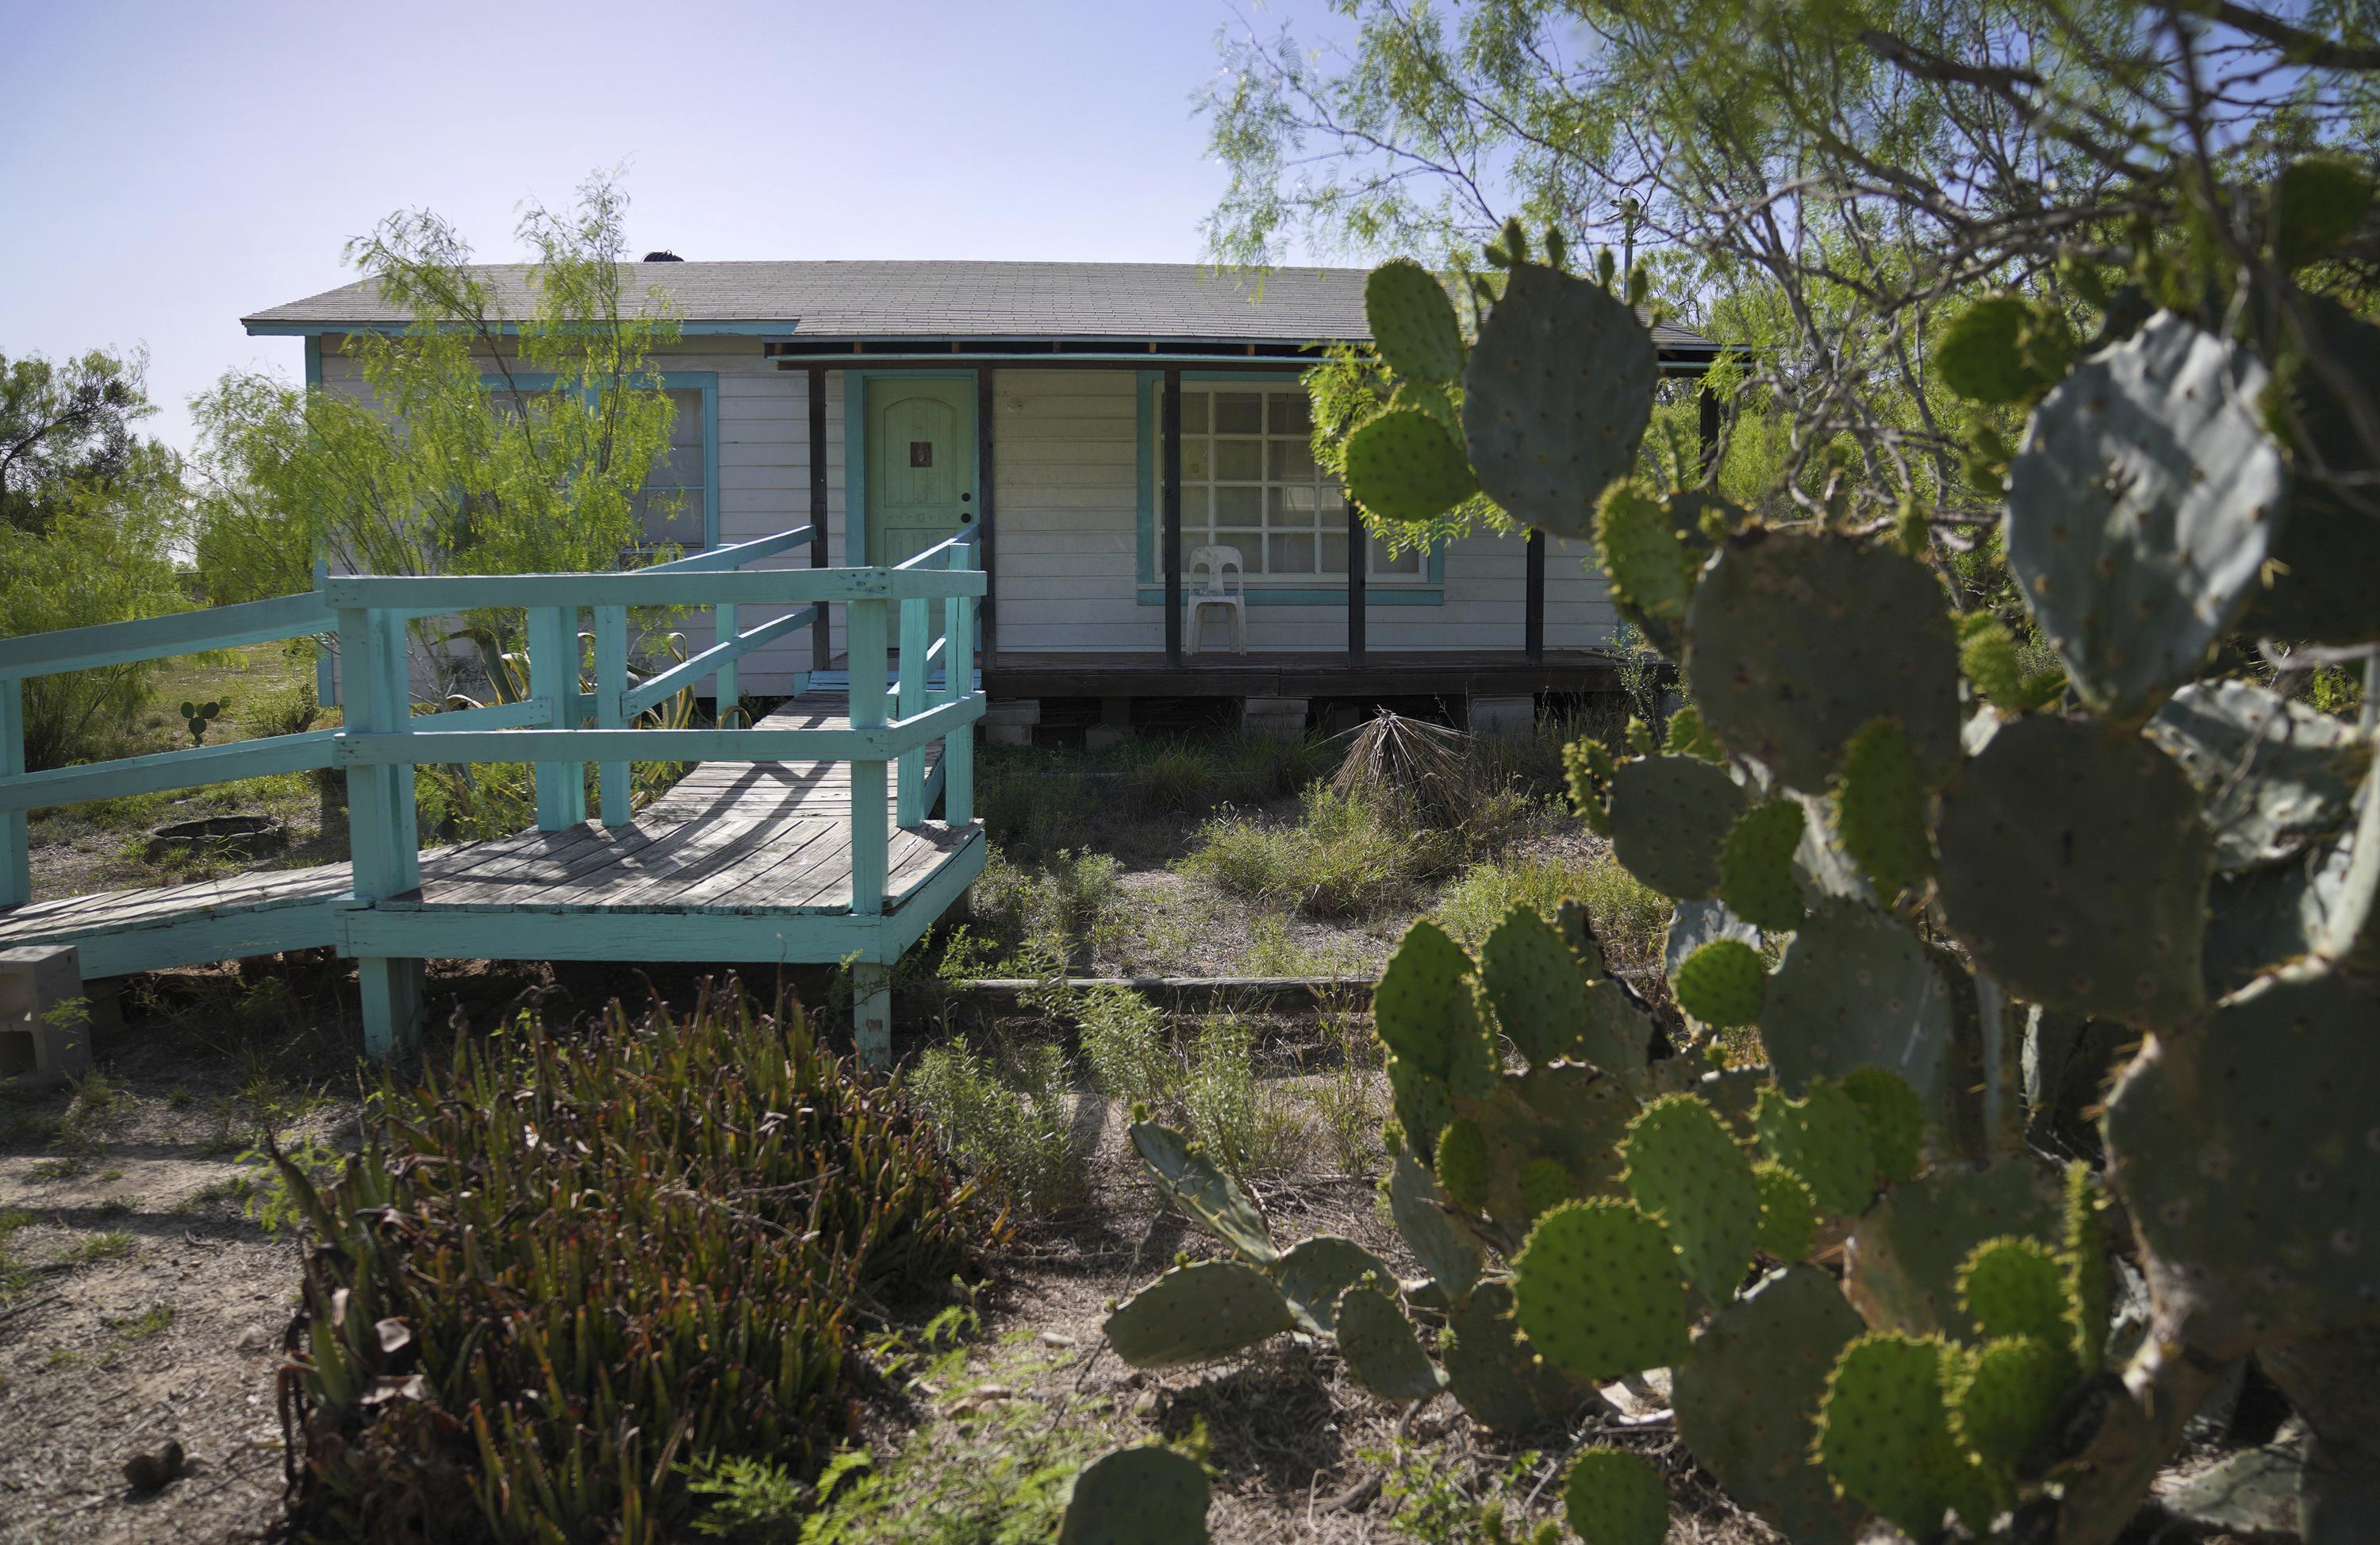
[310,340,1615,694]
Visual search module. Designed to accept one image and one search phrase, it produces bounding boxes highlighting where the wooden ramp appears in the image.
[0,694,981,981]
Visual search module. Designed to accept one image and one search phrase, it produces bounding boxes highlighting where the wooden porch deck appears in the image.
[0,693,980,982]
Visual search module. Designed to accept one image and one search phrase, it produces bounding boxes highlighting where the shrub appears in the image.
[271,983,982,1544]
[1070,982,1174,1111]
[0,500,190,769]
[1434,851,1669,973]
[1120,737,1226,812]
[906,1039,1086,1218]
[241,675,321,740]
[965,847,1127,968]
[976,754,1095,859]
[1180,1013,1309,1182]
[1182,784,1454,917]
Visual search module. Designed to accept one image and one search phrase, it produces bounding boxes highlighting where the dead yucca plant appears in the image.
[1330,709,1488,825]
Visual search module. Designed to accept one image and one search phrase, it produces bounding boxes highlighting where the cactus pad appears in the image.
[1595,481,1697,655]
[1754,1081,1877,1216]
[1388,1149,1482,1297]
[1436,1118,1491,1211]
[1762,901,1952,1136]
[1958,611,2066,713]
[1553,897,1609,978]
[2060,1162,2113,1369]
[2103,963,2380,1355]
[1672,939,1766,1028]
[1934,713,2211,1026]
[1623,1093,1762,1300]
[1833,717,1936,899]
[1578,979,1656,1084]
[2146,679,2370,873]
[1518,1156,1577,1221]
[1365,258,1464,384]
[1131,1119,1277,1264]
[1058,1445,1210,1545]
[1753,1161,1819,1260]
[1345,409,1480,525]
[1936,293,2072,405]
[1673,1266,1867,1544]
[1561,1450,1669,1545]
[1946,1334,2071,1479]
[1958,1237,2070,1347]
[1103,1259,1296,1370]
[1839,1067,1928,1184]
[1336,1283,1449,1399]
[2004,311,2288,727]
[1683,529,1962,791]
[1844,1159,2059,1338]
[1606,754,1749,900]
[1814,1332,1976,1540]
[1461,261,1658,539]
[1478,904,1591,1065]
[1443,1279,1592,1432]
[1513,1200,1691,1382]
[1376,920,1499,1096]
[1718,797,1807,931]
[1273,1235,1396,1336]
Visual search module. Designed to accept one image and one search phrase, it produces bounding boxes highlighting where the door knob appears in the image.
[961,492,972,502]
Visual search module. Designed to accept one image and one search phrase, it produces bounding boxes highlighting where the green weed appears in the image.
[109,1303,176,1339]
[1434,851,1668,973]
[1181,1014,1308,1183]
[60,1231,134,1266]
[1182,784,1453,917]
[907,1040,1087,1217]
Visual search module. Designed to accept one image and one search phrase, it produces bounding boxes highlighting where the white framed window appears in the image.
[631,385,709,549]
[1177,382,1424,583]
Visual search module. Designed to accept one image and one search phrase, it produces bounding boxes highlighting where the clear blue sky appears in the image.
[1,0,1336,452]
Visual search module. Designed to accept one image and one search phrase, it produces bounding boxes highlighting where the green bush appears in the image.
[1181,1014,1310,1182]
[907,1039,1087,1218]
[965,847,1127,967]
[0,501,190,770]
[1181,784,1455,917]
[976,754,1095,859]
[272,983,982,1544]
[1071,982,1174,1111]
[1434,851,1669,972]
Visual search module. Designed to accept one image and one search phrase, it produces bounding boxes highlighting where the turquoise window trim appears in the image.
[1133,371,1445,605]
[842,369,979,567]
[474,369,718,549]
[302,336,323,390]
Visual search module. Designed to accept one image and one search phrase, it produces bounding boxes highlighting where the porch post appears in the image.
[1345,502,1367,663]
[1699,384,1722,478]
[1525,530,1546,663]
[975,364,997,670]
[808,366,831,677]
[1162,367,1184,667]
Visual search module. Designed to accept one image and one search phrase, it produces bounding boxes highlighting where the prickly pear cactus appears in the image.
[1945,1333,2071,1481]
[1442,1280,1593,1432]
[1814,1332,1992,1539]
[1476,905,1590,1065]
[1959,1237,2070,1347]
[1760,901,1953,1128]
[1561,1450,1669,1545]
[1595,481,1699,655]
[1753,1082,1877,1217]
[1345,410,1480,525]
[1058,1445,1210,1545]
[1717,797,1806,931]
[1102,1259,1296,1370]
[1130,1120,1277,1264]
[1683,529,1962,790]
[1833,717,1934,899]
[1752,1161,1818,1261]
[1838,1067,1928,1185]
[1933,713,2212,1026]
[1273,1235,1395,1336]
[1513,1199,1691,1382]
[2146,679,2372,872]
[1671,938,1764,1028]
[1335,1282,1449,1400]
[1606,753,1747,900]
[1461,261,1657,537]
[1365,259,1464,385]
[2005,311,2290,728]
[1622,1093,1760,1301]
[1673,1266,1866,1543]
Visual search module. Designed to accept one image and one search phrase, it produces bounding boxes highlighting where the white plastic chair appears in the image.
[1186,545,1247,654]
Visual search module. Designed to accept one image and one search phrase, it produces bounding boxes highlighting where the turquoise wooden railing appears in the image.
[0,526,985,1062]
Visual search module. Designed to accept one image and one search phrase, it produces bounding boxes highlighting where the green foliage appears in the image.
[1346,409,1480,523]
[1433,853,1667,974]
[1512,1200,1689,1382]
[1833,718,1933,900]
[908,1039,1088,1217]
[1751,1163,1818,1261]
[1058,1445,1211,1545]
[1958,1236,2069,1348]
[1622,1093,1760,1301]
[274,984,981,1543]
[190,171,684,667]
[1180,783,1455,917]
[1934,294,2075,406]
[1814,1333,1983,1539]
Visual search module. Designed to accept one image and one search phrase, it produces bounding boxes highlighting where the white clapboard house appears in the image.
[245,259,1722,737]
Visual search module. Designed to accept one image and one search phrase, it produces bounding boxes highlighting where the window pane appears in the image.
[1214,439,1262,481]
[1269,532,1316,573]
[637,489,704,546]
[1214,392,1262,434]
[1372,539,1422,575]
[1182,389,1211,433]
[1214,486,1264,523]
[1269,484,1319,525]
[1184,438,1211,480]
[1319,532,1349,574]
[1268,392,1312,434]
[1268,438,1315,481]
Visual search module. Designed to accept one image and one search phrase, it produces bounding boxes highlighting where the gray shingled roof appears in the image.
[244,259,1718,352]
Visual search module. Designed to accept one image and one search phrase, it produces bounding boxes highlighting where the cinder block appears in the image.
[1241,696,1311,740]
[0,944,93,1085]
[981,698,1041,728]
[985,723,1035,748]
[1469,694,1539,735]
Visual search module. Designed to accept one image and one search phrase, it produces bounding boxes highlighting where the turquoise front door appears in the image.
[866,378,977,567]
